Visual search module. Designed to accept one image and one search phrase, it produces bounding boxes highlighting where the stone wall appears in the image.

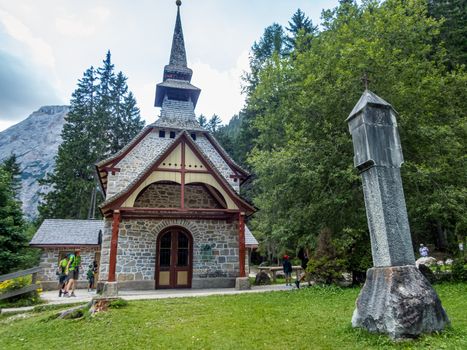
[98,218,239,288]
[37,247,100,290]
[134,182,223,209]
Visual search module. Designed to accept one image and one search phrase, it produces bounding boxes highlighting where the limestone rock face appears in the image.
[352,265,450,339]
[0,106,69,218]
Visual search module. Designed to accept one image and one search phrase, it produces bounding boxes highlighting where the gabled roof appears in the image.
[245,226,259,248]
[204,132,249,178]
[99,130,255,216]
[30,219,103,246]
[347,89,394,121]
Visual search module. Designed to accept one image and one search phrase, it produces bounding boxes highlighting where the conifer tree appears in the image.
[39,52,144,220]
[2,154,21,198]
[285,9,317,51]
[0,164,27,274]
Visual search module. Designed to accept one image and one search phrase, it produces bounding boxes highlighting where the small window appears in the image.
[159,130,166,138]
[170,131,176,139]
[191,133,196,141]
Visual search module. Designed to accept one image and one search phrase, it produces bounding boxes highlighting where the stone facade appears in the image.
[98,218,239,289]
[134,182,223,209]
[37,247,100,290]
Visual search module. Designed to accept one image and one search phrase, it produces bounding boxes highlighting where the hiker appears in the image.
[57,255,69,297]
[282,255,293,286]
[419,244,429,257]
[87,260,98,291]
[65,249,81,297]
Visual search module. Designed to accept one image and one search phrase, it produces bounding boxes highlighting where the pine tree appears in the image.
[197,114,207,128]
[39,52,144,220]
[2,154,21,198]
[206,114,222,133]
[285,9,317,52]
[0,165,27,274]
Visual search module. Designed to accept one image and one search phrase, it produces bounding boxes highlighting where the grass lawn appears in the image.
[0,283,465,350]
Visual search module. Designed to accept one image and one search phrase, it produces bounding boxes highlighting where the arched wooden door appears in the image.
[156,227,193,289]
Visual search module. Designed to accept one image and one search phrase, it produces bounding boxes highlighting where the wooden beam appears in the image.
[0,284,40,300]
[108,210,121,282]
[181,140,185,209]
[239,212,246,278]
[0,267,41,282]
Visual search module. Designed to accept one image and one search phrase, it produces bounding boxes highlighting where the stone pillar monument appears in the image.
[346,89,450,339]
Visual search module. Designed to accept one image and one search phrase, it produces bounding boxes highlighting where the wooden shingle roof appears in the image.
[30,219,103,247]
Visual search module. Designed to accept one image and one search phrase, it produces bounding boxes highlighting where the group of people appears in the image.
[57,249,98,297]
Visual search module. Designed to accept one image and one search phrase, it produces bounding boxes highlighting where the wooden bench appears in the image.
[0,266,41,300]
[258,266,303,282]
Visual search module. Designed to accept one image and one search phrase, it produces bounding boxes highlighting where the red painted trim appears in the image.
[183,134,255,213]
[103,166,121,175]
[155,168,210,174]
[108,211,121,282]
[239,213,246,277]
[121,207,239,213]
[101,132,255,215]
[203,132,249,177]
[180,140,185,209]
[98,127,153,169]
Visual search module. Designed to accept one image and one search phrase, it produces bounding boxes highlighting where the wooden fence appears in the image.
[0,267,41,300]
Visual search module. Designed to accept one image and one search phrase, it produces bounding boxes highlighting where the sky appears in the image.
[0,0,340,132]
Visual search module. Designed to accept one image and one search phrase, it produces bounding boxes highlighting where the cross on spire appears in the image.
[361,72,371,90]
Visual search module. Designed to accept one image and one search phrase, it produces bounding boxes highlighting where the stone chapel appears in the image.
[94,2,256,290]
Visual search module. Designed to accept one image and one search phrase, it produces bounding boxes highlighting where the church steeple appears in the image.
[155,1,201,109]
[169,1,187,67]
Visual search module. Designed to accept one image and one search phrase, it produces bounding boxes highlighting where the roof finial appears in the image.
[361,72,371,90]
[176,0,182,7]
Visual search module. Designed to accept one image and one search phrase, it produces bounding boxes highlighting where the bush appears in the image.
[0,276,43,308]
[307,257,346,284]
[451,260,467,282]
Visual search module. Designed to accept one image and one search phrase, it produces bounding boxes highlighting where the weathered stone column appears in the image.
[347,89,449,339]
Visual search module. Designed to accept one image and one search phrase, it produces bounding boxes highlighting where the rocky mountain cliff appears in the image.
[0,106,69,219]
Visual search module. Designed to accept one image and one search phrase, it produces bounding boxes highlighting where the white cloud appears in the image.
[0,9,55,68]
[190,50,250,124]
[55,6,110,38]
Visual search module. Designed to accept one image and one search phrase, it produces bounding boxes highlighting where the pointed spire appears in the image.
[154,1,201,109]
[169,1,187,67]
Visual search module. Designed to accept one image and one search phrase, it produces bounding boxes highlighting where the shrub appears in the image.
[0,276,43,308]
[451,260,467,282]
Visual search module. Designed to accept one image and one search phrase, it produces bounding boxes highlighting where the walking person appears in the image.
[282,255,293,286]
[65,249,81,297]
[87,260,98,292]
[57,255,69,297]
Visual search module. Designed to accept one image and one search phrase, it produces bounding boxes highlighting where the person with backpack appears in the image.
[64,249,81,297]
[57,255,69,297]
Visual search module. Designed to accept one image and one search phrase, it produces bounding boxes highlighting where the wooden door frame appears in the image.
[155,226,193,289]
